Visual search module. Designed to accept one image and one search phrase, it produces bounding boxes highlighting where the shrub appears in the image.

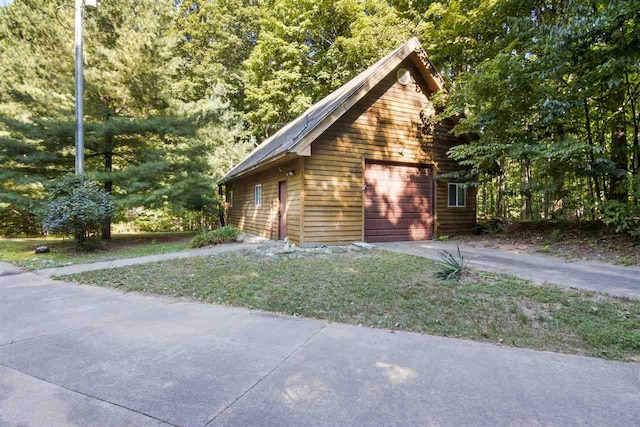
[600,200,640,236]
[41,174,115,248]
[189,225,240,248]
[436,245,467,281]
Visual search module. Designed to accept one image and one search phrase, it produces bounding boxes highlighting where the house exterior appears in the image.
[220,37,476,246]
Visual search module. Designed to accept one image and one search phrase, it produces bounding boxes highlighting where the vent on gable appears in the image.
[396,68,411,86]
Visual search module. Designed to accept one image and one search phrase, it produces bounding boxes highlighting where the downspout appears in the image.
[218,184,226,227]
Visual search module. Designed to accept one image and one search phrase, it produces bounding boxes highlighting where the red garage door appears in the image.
[364,162,433,242]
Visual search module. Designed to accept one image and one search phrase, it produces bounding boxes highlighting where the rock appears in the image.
[288,253,297,259]
[35,246,50,254]
[235,233,246,243]
[352,242,376,250]
[283,240,296,253]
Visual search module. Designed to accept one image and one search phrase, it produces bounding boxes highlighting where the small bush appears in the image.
[601,200,640,236]
[189,225,240,248]
[475,218,504,236]
[41,174,115,248]
[436,245,467,281]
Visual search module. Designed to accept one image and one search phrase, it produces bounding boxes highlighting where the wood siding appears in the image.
[303,59,475,245]
[225,159,301,244]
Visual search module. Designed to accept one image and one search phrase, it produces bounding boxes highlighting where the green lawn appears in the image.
[61,248,640,362]
[0,232,194,270]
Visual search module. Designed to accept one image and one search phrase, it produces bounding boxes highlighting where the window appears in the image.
[448,183,466,207]
[254,184,262,207]
[227,190,233,207]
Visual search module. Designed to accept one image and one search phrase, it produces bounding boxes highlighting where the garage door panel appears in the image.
[365,212,431,220]
[364,162,433,243]
[365,195,432,205]
[365,219,434,230]
[364,229,432,241]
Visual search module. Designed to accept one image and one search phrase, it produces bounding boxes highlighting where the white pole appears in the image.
[74,0,84,177]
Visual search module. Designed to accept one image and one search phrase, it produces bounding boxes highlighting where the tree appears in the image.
[0,0,249,237]
[420,0,639,224]
[243,0,412,139]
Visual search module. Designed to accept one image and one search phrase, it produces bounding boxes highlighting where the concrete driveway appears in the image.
[377,241,640,299]
[1,272,639,427]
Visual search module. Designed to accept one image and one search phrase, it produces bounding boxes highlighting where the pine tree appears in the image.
[0,0,250,237]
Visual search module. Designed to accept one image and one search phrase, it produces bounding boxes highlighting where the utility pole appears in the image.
[74,0,84,177]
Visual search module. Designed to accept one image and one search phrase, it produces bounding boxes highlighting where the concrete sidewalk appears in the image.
[377,241,640,299]
[35,242,264,277]
[0,261,22,277]
[1,272,639,426]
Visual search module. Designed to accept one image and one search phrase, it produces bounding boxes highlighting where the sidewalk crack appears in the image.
[0,362,179,426]
[202,323,328,426]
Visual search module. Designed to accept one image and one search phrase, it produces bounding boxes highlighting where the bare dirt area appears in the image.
[450,221,640,266]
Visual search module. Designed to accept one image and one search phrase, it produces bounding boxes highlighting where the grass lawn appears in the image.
[61,248,640,362]
[0,232,194,270]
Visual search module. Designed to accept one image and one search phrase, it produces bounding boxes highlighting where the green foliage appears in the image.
[41,175,115,247]
[601,200,640,236]
[475,219,504,237]
[189,225,240,248]
[420,0,640,226]
[0,205,40,236]
[0,0,251,235]
[436,246,467,281]
[2,0,639,237]
[243,0,412,139]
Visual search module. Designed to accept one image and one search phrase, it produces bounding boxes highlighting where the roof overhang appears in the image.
[290,38,446,157]
[219,152,298,184]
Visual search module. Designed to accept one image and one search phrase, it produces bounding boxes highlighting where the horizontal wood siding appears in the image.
[226,159,301,244]
[304,59,475,245]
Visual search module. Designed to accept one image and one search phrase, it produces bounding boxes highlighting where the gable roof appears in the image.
[221,37,446,183]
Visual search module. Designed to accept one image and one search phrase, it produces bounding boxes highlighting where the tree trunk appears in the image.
[521,158,532,219]
[482,184,487,218]
[102,126,113,240]
[496,175,504,219]
[584,98,597,218]
[609,92,628,202]
[628,84,639,204]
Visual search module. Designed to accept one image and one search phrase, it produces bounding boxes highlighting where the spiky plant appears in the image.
[436,245,467,281]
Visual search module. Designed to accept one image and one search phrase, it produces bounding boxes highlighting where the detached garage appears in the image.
[220,37,476,246]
